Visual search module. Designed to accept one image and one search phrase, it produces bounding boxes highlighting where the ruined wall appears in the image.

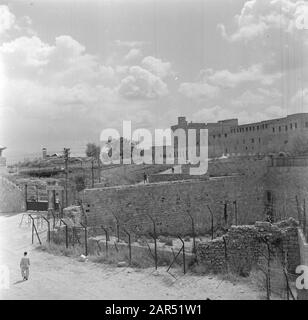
[196,219,300,274]
[82,175,265,236]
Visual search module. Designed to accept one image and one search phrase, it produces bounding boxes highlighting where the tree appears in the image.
[85,143,101,159]
[75,175,86,192]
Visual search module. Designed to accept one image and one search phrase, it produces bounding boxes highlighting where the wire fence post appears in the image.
[41,216,50,243]
[80,223,88,256]
[112,215,120,242]
[146,214,158,270]
[60,219,69,248]
[29,214,42,245]
[123,228,132,265]
[178,236,186,274]
[101,225,109,257]
[207,205,214,240]
[188,213,196,254]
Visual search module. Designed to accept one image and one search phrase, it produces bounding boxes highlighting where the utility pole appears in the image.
[91,157,94,188]
[64,148,70,207]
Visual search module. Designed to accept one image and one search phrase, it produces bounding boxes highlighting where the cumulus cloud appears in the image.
[1,36,53,68]
[178,64,281,100]
[0,5,15,35]
[231,88,282,109]
[141,56,171,78]
[178,82,220,99]
[124,48,142,62]
[218,0,306,42]
[118,65,168,99]
[206,64,281,88]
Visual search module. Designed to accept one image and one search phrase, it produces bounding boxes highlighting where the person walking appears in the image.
[20,252,30,281]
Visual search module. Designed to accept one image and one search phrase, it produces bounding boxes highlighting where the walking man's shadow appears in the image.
[13,279,26,285]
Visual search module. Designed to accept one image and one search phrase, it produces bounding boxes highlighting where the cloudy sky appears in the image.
[0,0,307,162]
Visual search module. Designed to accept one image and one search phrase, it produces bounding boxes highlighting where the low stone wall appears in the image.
[148,173,208,183]
[196,218,300,275]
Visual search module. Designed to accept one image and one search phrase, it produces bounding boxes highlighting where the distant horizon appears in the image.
[4,110,308,165]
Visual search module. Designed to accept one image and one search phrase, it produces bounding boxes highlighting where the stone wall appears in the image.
[264,166,308,221]
[196,218,300,274]
[0,176,25,213]
[81,157,308,237]
[82,174,265,236]
[208,156,268,177]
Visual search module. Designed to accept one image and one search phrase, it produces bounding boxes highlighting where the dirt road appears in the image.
[0,212,262,300]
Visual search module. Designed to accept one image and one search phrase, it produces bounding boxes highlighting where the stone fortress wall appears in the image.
[169,113,308,159]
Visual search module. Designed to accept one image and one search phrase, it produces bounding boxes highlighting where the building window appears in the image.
[295,123,298,129]
[290,123,292,129]
[213,135,215,139]
[272,127,275,132]
[259,138,261,143]
[251,138,254,143]
[305,122,308,128]
[225,133,227,138]
[279,126,281,132]
[285,125,288,131]
[257,126,259,130]
[253,126,255,131]
[265,124,268,129]
[246,127,248,132]
[249,127,252,131]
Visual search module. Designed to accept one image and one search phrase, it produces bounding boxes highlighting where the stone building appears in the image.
[171,113,308,159]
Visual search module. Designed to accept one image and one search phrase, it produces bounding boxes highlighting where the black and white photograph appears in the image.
[0,0,308,305]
